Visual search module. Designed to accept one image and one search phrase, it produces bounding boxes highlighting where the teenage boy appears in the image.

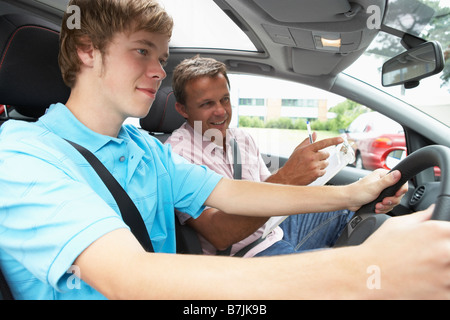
[0,0,448,300]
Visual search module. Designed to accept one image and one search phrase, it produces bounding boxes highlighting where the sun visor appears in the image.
[254,0,353,23]
[258,0,384,56]
[291,47,365,76]
[263,24,364,54]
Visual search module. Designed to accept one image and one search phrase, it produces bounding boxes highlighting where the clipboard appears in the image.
[262,138,355,238]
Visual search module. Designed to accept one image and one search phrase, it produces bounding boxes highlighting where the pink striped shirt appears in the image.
[165,122,283,257]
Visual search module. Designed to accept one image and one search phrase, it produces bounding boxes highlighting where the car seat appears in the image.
[0,14,70,120]
[139,86,186,143]
[139,87,204,255]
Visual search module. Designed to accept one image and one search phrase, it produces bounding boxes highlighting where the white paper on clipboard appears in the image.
[262,138,355,238]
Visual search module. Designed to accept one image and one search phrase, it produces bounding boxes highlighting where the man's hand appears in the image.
[348,169,408,213]
[269,133,344,185]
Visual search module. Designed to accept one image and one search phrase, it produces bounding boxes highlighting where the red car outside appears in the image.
[343,112,406,170]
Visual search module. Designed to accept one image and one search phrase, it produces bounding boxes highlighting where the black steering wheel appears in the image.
[335,145,450,247]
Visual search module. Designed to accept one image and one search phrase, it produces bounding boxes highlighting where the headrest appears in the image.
[0,14,70,118]
[140,86,186,133]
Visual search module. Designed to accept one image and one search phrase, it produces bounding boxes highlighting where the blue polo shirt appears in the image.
[0,103,222,300]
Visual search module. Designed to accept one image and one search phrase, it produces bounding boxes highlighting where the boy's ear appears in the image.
[76,37,96,67]
[175,102,189,119]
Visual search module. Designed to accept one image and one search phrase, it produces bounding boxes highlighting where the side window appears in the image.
[228,74,406,172]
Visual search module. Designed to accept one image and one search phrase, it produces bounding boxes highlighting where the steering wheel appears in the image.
[335,145,450,247]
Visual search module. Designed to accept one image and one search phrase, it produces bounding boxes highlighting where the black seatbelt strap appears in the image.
[0,267,13,300]
[230,138,242,180]
[66,140,154,253]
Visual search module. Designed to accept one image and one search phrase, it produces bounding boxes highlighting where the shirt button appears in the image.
[119,156,126,162]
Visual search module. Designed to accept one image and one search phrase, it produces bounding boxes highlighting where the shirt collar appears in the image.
[38,103,125,153]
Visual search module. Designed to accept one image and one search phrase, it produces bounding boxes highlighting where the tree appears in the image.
[327,100,368,131]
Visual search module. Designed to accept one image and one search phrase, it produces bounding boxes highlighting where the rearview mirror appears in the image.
[382,41,444,88]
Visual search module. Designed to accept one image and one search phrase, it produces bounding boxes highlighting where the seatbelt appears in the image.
[0,267,13,300]
[66,140,154,253]
[230,138,242,180]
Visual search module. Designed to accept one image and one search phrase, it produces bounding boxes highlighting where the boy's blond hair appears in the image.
[59,0,173,88]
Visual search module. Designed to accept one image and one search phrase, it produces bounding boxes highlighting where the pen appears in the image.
[306,121,313,144]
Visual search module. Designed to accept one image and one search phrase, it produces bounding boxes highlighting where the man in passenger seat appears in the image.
[166,55,355,257]
[1,0,449,300]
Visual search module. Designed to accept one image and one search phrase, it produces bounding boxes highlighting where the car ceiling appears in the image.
[0,0,386,90]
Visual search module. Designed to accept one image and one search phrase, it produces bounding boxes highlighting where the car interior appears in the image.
[0,0,449,300]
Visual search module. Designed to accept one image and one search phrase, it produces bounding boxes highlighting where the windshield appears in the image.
[346,0,450,126]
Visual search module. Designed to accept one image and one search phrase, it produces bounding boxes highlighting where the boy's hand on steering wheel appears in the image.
[348,169,408,213]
